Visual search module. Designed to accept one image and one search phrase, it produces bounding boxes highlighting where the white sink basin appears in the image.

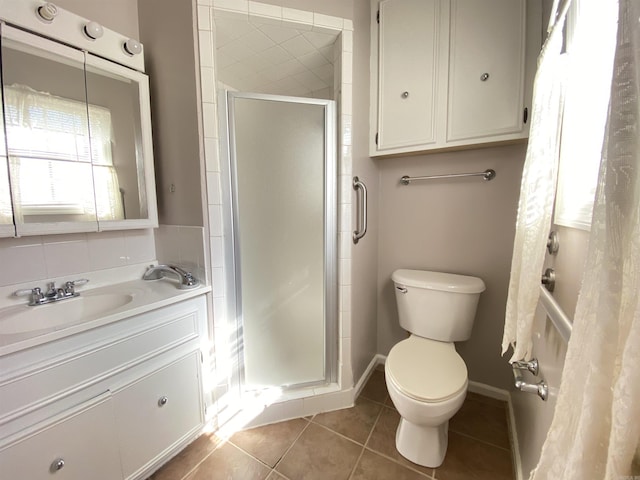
[0,293,134,335]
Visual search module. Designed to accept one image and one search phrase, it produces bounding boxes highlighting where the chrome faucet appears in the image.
[142,264,200,289]
[15,279,89,306]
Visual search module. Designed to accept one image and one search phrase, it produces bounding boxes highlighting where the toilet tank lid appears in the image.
[392,269,486,294]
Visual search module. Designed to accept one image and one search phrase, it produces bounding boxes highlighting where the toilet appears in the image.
[385,269,486,468]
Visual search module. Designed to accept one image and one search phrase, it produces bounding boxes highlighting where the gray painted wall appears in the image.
[376,144,526,389]
[138,0,205,227]
[54,0,139,39]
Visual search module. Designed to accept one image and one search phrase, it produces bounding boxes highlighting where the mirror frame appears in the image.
[0,24,158,236]
[85,53,158,232]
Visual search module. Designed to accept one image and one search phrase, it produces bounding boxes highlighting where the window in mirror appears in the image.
[0,82,14,237]
[1,27,98,234]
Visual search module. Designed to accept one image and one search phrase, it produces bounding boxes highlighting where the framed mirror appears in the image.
[85,54,157,231]
[0,24,157,237]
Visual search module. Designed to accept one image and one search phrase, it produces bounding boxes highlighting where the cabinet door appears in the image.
[114,352,203,479]
[0,393,122,480]
[377,0,446,151]
[447,0,526,141]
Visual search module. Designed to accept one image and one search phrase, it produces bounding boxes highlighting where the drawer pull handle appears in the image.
[51,458,65,472]
[158,396,168,407]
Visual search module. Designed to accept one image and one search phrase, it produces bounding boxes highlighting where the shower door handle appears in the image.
[353,176,368,244]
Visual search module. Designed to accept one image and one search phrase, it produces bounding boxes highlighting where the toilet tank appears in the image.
[392,269,486,342]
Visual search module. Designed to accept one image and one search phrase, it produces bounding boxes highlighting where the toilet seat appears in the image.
[386,336,467,403]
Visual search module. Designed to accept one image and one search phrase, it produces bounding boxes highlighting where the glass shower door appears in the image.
[226,92,336,390]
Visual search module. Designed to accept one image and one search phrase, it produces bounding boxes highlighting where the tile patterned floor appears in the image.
[149,367,514,480]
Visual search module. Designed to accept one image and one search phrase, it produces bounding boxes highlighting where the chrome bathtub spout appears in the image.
[143,264,200,289]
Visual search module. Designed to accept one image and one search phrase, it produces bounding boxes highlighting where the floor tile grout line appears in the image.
[363,403,435,480]
[362,446,435,479]
[227,438,278,470]
[346,445,367,480]
[447,428,512,453]
[363,403,385,448]
[270,417,313,474]
[175,436,233,480]
[346,404,385,480]
[309,420,373,448]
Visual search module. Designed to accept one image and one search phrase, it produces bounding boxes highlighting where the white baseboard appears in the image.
[467,380,510,401]
[352,354,386,400]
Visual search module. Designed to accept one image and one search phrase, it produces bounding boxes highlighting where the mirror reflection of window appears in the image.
[4,85,124,222]
[1,33,99,227]
[0,96,13,231]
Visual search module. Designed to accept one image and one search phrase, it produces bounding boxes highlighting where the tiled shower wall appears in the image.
[196,0,356,427]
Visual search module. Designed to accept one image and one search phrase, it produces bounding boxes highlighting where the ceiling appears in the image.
[213,15,338,98]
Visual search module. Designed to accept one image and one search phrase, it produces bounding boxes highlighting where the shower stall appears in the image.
[220,91,337,393]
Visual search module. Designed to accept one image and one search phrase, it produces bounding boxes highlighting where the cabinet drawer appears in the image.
[0,393,122,480]
[114,352,203,479]
[0,309,198,422]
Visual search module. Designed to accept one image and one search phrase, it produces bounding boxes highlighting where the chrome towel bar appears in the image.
[400,169,496,185]
[353,176,367,244]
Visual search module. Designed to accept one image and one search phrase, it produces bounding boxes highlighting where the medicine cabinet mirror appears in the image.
[0,23,157,237]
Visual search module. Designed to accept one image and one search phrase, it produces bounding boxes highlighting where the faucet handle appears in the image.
[64,279,89,294]
[15,287,41,297]
[15,287,44,305]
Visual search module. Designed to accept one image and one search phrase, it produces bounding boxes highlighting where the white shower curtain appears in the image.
[531,0,640,477]
[501,4,569,362]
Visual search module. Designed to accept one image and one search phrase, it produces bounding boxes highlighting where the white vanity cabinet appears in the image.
[0,393,123,480]
[0,295,207,480]
[370,0,542,156]
[114,352,203,479]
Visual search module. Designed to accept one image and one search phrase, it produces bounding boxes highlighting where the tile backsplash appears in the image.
[154,225,207,284]
[0,229,156,288]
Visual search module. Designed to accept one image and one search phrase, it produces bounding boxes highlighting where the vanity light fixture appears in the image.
[36,2,58,23]
[83,21,104,40]
[123,38,142,56]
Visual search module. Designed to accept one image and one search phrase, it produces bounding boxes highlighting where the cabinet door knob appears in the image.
[480,73,490,81]
[158,396,168,407]
[401,91,409,98]
[51,458,65,472]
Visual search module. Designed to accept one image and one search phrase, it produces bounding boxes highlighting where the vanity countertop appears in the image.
[0,279,211,356]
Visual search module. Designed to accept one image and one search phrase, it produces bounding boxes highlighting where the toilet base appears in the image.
[395,417,449,468]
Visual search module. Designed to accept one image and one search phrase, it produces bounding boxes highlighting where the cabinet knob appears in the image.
[401,91,409,98]
[50,458,65,472]
[480,73,490,81]
[158,396,168,407]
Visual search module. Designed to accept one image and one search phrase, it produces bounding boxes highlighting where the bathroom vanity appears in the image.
[0,280,209,480]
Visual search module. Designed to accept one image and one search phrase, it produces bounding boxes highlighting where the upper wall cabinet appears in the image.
[370,0,542,157]
[0,2,157,237]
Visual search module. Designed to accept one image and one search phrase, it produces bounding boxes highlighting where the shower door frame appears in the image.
[220,90,338,393]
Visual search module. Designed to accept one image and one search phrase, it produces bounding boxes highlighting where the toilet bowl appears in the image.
[386,269,485,468]
[385,335,468,467]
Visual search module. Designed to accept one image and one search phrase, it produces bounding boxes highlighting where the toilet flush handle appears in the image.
[396,286,408,294]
